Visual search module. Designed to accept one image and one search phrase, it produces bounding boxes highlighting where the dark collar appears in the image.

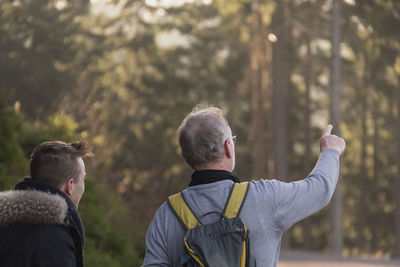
[16,176,70,201]
[15,177,85,248]
[189,170,240,187]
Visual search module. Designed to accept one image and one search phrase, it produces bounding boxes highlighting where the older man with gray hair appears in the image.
[143,106,345,267]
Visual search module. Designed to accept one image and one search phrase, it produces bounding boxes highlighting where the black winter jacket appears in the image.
[0,177,85,267]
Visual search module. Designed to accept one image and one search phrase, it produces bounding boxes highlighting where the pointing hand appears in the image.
[320,124,346,156]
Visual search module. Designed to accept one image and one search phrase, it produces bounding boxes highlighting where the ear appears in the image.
[64,178,75,196]
[224,139,233,159]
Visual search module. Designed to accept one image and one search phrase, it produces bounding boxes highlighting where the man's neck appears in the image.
[196,161,232,172]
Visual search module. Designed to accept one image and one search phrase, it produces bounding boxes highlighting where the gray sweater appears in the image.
[143,149,340,267]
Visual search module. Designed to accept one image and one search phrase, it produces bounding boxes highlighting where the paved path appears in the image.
[278,251,400,267]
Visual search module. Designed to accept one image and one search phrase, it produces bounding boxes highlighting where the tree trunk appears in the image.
[271,0,290,249]
[394,80,400,257]
[372,102,380,182]
[369,99,382,249]
[301,18,315,249]
[329,0,343,256]
[357,81,368,251]
[249,1,268,179]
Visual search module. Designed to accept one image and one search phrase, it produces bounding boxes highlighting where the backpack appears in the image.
[167,182,250,267]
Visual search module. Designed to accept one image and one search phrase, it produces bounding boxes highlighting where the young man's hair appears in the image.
[30,141,93,189]
[177,106,231,169]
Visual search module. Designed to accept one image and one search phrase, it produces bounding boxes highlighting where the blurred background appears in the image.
[1,0,400,265]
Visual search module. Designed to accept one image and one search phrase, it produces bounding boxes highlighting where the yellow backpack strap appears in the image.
[167,192,201,230]
[223,182,250,219]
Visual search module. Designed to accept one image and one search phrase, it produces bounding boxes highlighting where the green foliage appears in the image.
[80,177,143,267]
[0,104,27,189]
[0,0,90,119]
[0,109,80,189]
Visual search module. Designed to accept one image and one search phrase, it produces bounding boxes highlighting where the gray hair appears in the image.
[178,107,232,169]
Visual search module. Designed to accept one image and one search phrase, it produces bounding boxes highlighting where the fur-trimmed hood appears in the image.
[0,178,85,267]
[0,190,68,226]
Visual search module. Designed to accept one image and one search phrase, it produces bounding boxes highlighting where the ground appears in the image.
[278,250,400,267]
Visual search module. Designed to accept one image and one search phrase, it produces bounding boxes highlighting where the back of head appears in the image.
[30,141,92,189]
[178,107,231,169]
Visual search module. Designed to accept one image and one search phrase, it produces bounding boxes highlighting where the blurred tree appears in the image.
[345,0,400,256]
[80,177,143,267]
[0,0,90,119]
[330,0,343,255]
[0,103,27,189]
[271,0,291,248]
[299,1,316,250]
[396,65,400,257]
[247,0,269,180]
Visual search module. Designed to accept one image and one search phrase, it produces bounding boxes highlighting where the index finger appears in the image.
[322,124,333,137]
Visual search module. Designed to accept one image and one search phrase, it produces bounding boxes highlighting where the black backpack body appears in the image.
[168,182,250,267]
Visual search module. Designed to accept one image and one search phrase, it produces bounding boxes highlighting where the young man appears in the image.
[0,141,92,267]
[143,107,346,267]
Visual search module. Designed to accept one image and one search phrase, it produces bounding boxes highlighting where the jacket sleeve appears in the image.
[267,149,340,230]
[143,203,171,267]
[34,226,77,267]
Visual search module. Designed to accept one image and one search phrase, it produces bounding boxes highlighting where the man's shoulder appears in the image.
[6,223,73,241]
[247,179,282,193]
[154,200,173,219]
[150,199,186,230]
